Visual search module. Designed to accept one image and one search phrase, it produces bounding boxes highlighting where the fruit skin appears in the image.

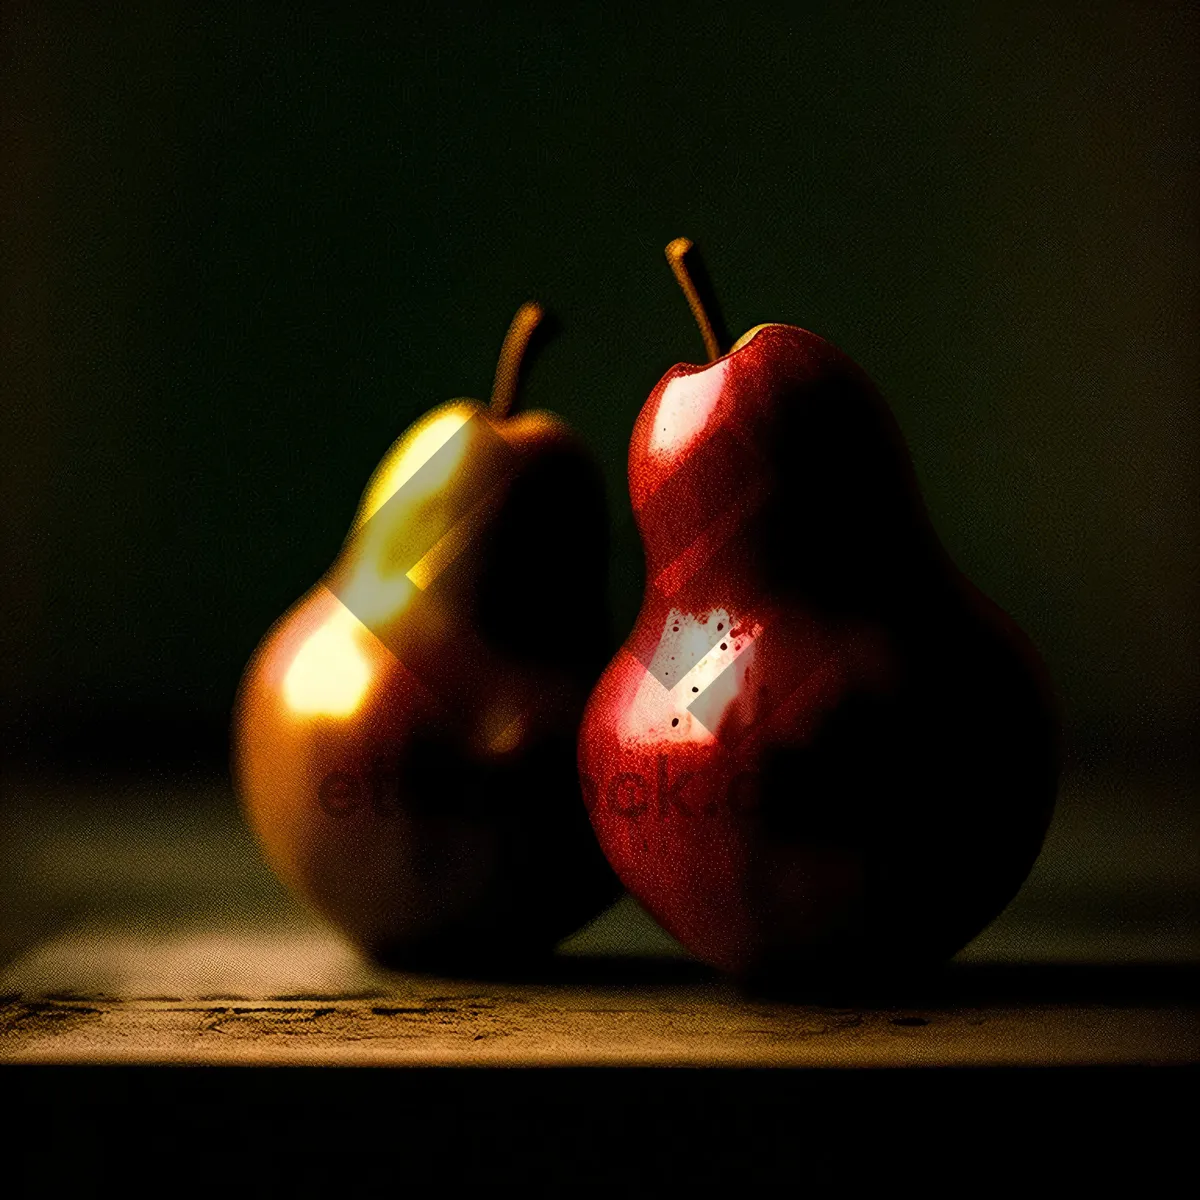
[578,323,1059,982]
[233,399,618,969]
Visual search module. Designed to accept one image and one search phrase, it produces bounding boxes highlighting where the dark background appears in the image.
[3,3,1197,779]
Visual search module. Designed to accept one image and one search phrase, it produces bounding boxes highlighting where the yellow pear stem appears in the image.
[490,301,544,418]
[665,237,721,362]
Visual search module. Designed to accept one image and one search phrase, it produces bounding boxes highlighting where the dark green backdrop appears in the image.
[3,4,1197,771]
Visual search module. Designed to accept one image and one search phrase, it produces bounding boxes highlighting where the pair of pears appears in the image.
[233,241,1058,982]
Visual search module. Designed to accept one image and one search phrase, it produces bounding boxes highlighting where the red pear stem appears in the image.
[665,237,721,362]
[490,301,544,418]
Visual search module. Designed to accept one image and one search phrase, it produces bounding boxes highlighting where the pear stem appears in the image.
[665,237,721,362]
[490,301,544,418]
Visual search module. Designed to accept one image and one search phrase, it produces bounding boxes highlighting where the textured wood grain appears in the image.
[1,769,1196,1066]
[3,982,1197,1066]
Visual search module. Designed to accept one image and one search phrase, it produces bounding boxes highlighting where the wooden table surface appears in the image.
[2,767,1197,1068]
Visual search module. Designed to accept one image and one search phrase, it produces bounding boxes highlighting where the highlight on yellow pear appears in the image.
[232,302,617,969]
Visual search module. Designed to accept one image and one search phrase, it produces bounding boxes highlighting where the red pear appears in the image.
[578,240,1059,983]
